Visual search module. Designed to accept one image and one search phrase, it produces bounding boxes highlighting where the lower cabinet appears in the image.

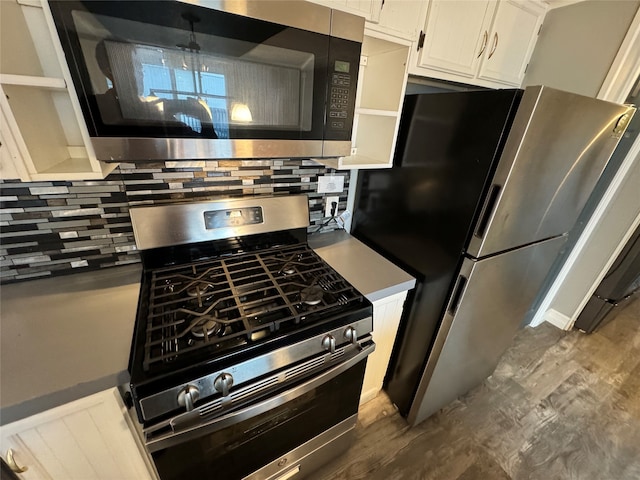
[0,389,154,480]
[360,290,408,404]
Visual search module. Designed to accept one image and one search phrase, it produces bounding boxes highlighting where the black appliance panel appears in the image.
[324,37,360,141]
[574,223,640,333]
[151,359,366,480]
[50,0,346,141]
[352,89,522,415]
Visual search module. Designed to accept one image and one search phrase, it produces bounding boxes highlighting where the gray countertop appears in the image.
[308,230,415,302]
[0,265,142,425]
[0,232,414,425]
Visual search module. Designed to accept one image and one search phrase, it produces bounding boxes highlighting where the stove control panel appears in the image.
[204,207,263,230]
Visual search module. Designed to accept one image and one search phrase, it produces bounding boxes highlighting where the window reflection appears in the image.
[73,9,315,137]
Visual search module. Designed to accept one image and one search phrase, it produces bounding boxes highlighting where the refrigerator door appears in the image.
[467,86,635,259]
[353,89,522,280]
[407,234,566,427]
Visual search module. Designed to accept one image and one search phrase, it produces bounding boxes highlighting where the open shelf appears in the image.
[0,74,66,89]
[339,114,400,169]
[355,107,398,117]
[0,0,115,181]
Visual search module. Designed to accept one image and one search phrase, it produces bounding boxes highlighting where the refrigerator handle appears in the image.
[474,184,501,239]
[447,274,468,315]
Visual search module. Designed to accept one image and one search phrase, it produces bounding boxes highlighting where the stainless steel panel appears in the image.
[130,195,310,251]
[330,10,365,43]
[245,415,357,480]
[467,86,635,258]
[92,138,325,161]
[181,0,364,42]
[145,343,374,451]
[139,318,373,421]
[408,235,567,426]
[179,0,332,36]
[322,140,352,157]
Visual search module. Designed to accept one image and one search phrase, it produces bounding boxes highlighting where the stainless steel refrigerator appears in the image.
[352,86,635,426]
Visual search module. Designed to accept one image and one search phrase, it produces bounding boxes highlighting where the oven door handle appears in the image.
[145,341,375,453]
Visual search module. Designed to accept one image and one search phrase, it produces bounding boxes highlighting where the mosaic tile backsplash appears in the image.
[0,159,349,283]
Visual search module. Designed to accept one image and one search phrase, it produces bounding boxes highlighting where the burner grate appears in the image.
[142,244,364,370]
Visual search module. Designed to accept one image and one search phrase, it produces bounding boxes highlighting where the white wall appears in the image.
[523,0,639,97]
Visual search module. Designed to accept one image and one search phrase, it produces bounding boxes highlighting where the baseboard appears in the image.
[359,388,380,405]
[543,308,574,330]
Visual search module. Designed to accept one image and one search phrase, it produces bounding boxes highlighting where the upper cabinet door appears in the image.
[416,0,496,78]
[374,0,426,41]
[346,0,384,22]
[310,0,383,22]
[477,0,546,85]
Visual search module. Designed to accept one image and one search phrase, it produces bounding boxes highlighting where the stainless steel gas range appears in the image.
[123,195,374,479]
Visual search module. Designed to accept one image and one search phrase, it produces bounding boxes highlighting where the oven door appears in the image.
[145,341,374,480]
[48,0,361,160]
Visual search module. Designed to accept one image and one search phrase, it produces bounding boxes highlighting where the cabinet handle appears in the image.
[477,30,488,58]
[6,449,28,474]
[488,32,498,59]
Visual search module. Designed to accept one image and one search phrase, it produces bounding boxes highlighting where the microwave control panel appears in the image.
[328,67,352,130]
[325,37,360,141]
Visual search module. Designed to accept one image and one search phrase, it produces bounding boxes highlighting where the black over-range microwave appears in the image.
[48,0,364,161]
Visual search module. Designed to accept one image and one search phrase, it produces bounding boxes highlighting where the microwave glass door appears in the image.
[54,1,332,140]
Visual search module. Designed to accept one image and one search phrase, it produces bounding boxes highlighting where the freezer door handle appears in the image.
[447,275,468,315]
[474,184,501,239]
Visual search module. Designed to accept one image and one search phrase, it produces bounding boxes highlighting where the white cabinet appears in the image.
[477,0,547,85]
[410,0,546,88]
[360,291,408,404]
[0,389,154,480]
[308,0,383,22]
[369,0,426,41]
[0,0,117,181]
[316,0,424,42]
[322,29,411,170]
[414,0,495,78]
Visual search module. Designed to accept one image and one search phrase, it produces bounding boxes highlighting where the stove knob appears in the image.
[177,385,200,412]
[344,326,358,345]
[214,373,234,397]
[321,334,336,353]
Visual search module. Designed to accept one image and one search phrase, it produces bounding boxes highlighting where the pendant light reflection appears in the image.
[231,102,253,123]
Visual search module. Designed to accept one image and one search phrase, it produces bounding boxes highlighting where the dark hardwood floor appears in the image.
[308,297,640,480]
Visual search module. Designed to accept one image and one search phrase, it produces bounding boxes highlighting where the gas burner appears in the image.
[141,243,367,373]
[163,280,175,294]
[301,285,324,305]
[277,253,303,276]
[186,282,211,297]
[190,316,225,338]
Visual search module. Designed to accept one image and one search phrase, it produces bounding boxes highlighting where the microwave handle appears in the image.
[145,341,375,452]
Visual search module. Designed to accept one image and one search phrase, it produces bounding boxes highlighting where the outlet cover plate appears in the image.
[317,175,344,193]
[325,196,339,217]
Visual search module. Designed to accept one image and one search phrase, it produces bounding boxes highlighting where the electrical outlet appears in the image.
[325,196,339,217]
